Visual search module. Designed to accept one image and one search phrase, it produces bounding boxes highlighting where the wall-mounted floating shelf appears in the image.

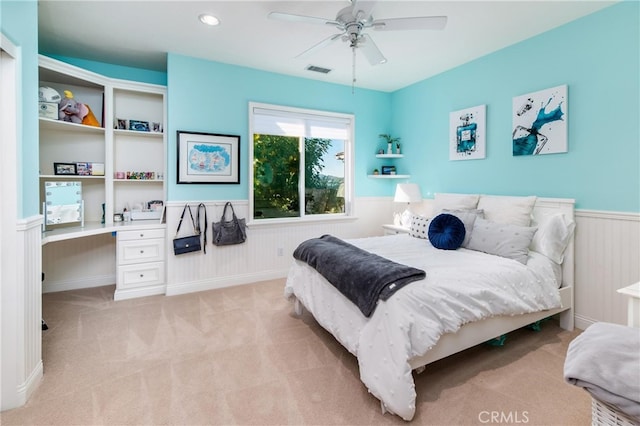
[367,174,410,179]
[375,154,403,159]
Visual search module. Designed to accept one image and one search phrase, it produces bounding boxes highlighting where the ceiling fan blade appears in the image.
[295,33,343,59]
[358,34,386,66]
[350,0,376,21]
[372,16,447,31]
[268,11,338,27]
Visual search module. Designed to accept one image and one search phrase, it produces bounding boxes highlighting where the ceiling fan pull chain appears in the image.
[352,46,357,94]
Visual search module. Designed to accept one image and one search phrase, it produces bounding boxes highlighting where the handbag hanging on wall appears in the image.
[173,204,202,255]
[212,202,247,246]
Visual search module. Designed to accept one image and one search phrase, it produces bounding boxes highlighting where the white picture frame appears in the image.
[512,85,567,156]
[449,104,486,160]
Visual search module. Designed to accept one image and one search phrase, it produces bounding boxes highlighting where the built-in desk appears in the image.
[42,221,165,245]
[42,221,167,300]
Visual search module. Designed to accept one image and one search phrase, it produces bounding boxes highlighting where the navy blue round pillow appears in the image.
[428,213,466,250]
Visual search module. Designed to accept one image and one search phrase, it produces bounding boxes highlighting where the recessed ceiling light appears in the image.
[199,14,220,26]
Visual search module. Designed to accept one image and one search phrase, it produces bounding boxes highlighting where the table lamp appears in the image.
[394,183,422,228]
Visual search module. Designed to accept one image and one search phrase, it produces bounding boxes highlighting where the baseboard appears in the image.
[114,284,165,301]
[43,274,115,293]
[574,314,597,331]
[15,360,43,409]
[165,269,289,296]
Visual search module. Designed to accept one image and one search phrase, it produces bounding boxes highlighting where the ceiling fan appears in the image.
[268,0,447,67]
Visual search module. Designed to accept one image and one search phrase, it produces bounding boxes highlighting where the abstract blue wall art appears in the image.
[449,104,486,160]
[512,85,567,156]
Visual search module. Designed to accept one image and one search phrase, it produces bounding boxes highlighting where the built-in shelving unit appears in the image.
[38,55,167,226]
[39,55,168,300]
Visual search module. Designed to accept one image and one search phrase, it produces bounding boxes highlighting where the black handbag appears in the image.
[173,204,202,255]
[212,202,247,246]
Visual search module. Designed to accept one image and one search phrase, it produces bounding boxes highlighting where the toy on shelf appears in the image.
[58,90,100,127]
[38,86,62,119]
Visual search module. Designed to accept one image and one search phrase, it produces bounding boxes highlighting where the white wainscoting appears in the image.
[11,216,44,409]
[573,210,640,329]
[38,198,640,330]
[165,198,393,296]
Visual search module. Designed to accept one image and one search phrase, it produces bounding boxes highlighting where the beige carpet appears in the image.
[1,279,590,425]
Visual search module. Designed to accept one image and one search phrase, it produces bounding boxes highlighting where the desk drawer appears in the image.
[118,228,165,241]
[117,238,165,265]
[117,262,165,289]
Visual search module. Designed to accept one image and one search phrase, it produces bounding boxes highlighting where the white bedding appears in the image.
[284,234,562,421]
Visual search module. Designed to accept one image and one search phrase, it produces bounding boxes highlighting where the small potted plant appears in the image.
[373,168,379,175]
[379,134,401,154]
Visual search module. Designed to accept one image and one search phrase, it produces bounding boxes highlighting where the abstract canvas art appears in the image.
[449,104,486,160]
[512,85,567,156]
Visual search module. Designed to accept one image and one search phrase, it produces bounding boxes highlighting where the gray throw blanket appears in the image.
[564,322,640,422]
[293,234,426,317]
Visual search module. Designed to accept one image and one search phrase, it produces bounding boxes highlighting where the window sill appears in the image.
[247,214,358,228]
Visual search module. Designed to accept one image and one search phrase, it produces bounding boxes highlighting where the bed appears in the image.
[284,195,575,421]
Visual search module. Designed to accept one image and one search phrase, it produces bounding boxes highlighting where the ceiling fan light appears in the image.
[199,14,220,26]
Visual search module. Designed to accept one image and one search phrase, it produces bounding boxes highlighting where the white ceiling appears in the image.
[37,0,617,92]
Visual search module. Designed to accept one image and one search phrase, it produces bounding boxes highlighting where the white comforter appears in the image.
[284,234,562,421]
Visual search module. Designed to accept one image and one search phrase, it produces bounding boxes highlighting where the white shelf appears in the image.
[114,179,163,183]
[367,174,410,179]
[114,129,163,138]
[40,174,105,179]
[375,154,403,158]
[39,117,105,134]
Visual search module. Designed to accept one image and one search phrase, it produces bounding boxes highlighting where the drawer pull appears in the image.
[140,233,144,237]
[140,250,144,254]
[139,274,144,278]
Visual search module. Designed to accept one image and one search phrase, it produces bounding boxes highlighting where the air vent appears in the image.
[305,65,332,74]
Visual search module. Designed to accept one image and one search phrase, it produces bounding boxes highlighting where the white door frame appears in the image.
[1,32,22,411]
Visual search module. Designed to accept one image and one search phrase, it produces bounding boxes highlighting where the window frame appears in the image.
[248,102,355,225]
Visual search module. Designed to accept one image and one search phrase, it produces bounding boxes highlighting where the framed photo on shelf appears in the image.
[53,162,77,175]
[128,119,150,132]
[177,131,240,184]
[116,118,127,130]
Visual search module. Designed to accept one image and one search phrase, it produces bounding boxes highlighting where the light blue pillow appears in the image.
[467,218,537,264]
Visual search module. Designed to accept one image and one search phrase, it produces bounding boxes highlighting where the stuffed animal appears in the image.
[58,90,84,123]
[58,90,101,127]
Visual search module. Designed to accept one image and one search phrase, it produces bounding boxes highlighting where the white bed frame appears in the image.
[408,197,575,369]
[291,197,575,414]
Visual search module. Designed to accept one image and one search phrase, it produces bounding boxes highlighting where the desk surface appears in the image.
[42,221,166,245]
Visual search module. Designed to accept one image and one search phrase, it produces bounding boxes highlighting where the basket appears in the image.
[591,398,637,426]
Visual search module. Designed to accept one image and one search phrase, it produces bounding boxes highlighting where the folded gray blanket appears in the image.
[293,234,426,317]
[564,322,640,422]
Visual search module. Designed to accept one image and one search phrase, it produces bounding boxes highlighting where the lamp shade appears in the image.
[394,183,422,204]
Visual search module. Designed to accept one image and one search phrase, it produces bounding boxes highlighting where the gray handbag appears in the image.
[212,202,247,246]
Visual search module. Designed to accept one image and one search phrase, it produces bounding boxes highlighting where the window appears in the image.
[249,102,354,222]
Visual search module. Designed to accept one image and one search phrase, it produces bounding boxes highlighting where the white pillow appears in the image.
[529,213,575,264]
[441,209,484,247]
[432,193,480,214]
[409,214,429,239]
[477,195,537,227]
[467,218,538,264]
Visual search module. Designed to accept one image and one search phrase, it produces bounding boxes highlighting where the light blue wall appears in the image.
[391,2,639,212]
[45,54,167,85]
[6,1,638,216]
[1,0,39,218]
[167,53,392,201]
